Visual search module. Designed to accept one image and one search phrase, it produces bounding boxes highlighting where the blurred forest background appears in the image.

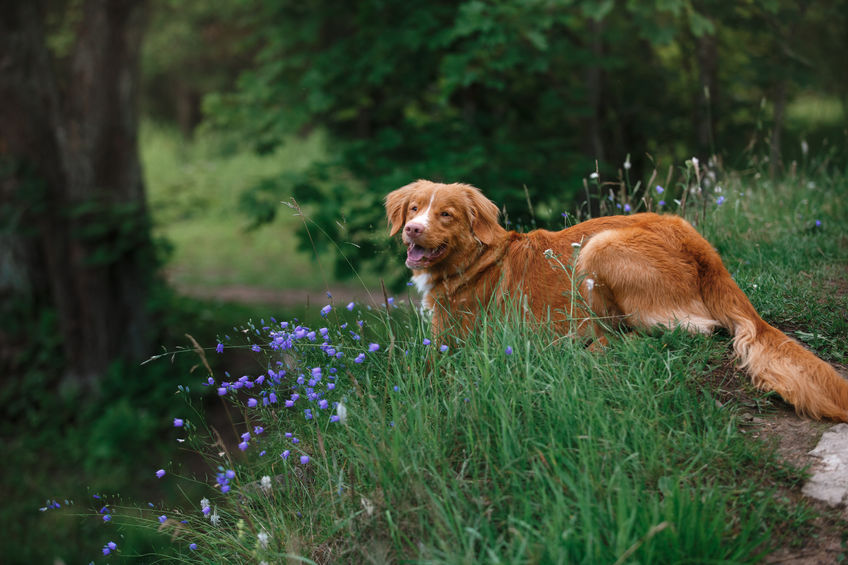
[1,0,846,561]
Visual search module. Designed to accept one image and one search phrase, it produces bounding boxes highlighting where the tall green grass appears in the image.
[51,166,847,563]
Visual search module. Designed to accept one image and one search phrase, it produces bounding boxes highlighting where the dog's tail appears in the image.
[698,253,848,422]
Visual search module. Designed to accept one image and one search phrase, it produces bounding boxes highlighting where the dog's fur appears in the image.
[386,179,848,422]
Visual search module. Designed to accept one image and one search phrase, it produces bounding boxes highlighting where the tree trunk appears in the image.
[695,31,718,157]
[585,19,606,166]
[769,79,786,178]
[0,0,153,384]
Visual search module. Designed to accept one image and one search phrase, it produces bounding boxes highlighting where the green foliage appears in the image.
[0,275,290,562]
[140,120,366,291]
[111,298,790,562]
[200,0,848,281]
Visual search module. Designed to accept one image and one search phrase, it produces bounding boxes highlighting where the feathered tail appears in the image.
[700,263,848,421]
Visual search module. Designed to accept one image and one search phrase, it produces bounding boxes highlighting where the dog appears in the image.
[385,179,848,422]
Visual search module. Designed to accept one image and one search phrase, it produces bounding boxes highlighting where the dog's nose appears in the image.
[404,222,425,238]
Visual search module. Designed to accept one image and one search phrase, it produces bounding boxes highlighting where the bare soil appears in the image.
[706,355,848,564]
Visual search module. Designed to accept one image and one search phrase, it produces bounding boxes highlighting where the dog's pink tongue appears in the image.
[408,244,428,261]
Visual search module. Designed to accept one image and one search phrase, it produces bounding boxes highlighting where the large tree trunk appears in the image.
[0,0,153,384]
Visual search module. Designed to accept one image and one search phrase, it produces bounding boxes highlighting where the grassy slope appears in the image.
[103,169,847,563]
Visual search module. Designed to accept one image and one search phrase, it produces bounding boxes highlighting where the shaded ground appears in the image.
[707,356,848,564]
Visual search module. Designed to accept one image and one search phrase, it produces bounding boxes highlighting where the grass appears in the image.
[69,166,848,563]
[140,121,365,291]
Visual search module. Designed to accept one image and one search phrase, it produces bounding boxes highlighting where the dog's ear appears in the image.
[464,184,502,245]
[385,181,418,236]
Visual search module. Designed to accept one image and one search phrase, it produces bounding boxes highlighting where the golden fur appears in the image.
[385,179,848,422]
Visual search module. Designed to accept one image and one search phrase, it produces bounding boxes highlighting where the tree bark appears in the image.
[769,78,786,179]
[584,19,606,166]
[0,0,153,384]
[695,31,718,157]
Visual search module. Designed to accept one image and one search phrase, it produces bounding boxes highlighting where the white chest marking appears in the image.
[411,273,432,295]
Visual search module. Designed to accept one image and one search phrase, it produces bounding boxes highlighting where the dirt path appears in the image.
[751,407,848,564]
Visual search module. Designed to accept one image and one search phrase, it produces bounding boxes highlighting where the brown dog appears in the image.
[385,179,848,422]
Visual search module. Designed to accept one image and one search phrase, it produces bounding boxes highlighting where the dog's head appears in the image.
[385,180,503,271]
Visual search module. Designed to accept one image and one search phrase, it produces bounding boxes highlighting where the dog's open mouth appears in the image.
[406,242,448,268]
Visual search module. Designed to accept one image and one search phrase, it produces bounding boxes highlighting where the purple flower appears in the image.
[238,441,248,451]
[354,353,365,364]
[173,418,184,427]
[221,485,230,493]
[108,541,117,551]
[318,399,329,409]
[505,346,514,356]
[216,343,224,354]
[716,195,725,206]
[623,203,631,212]
[217,387,227,396]
[423,338,431,346]
[327,383,335,391]
[159,515,167,523]
[247,398,258,408]
[225,469,235,479]
[251,344,261,352]
[656,185,664,194]
[285,399,295,408]
[156,469,166,478]
[321,304,332,317]
[440,344,449,353]
[658,200,666,207]
[103,514,111,522]
[368,343,380,352]
[346,301,355,311]
[300,455,310,465]
[281,450,290,459]
[254,426,264,435]
[815,219,822,227]
[312,367,322,378]
[189,543,197,551]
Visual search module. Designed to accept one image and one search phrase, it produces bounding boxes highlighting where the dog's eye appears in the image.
[441,211,451,217]
[410,206,418,212]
